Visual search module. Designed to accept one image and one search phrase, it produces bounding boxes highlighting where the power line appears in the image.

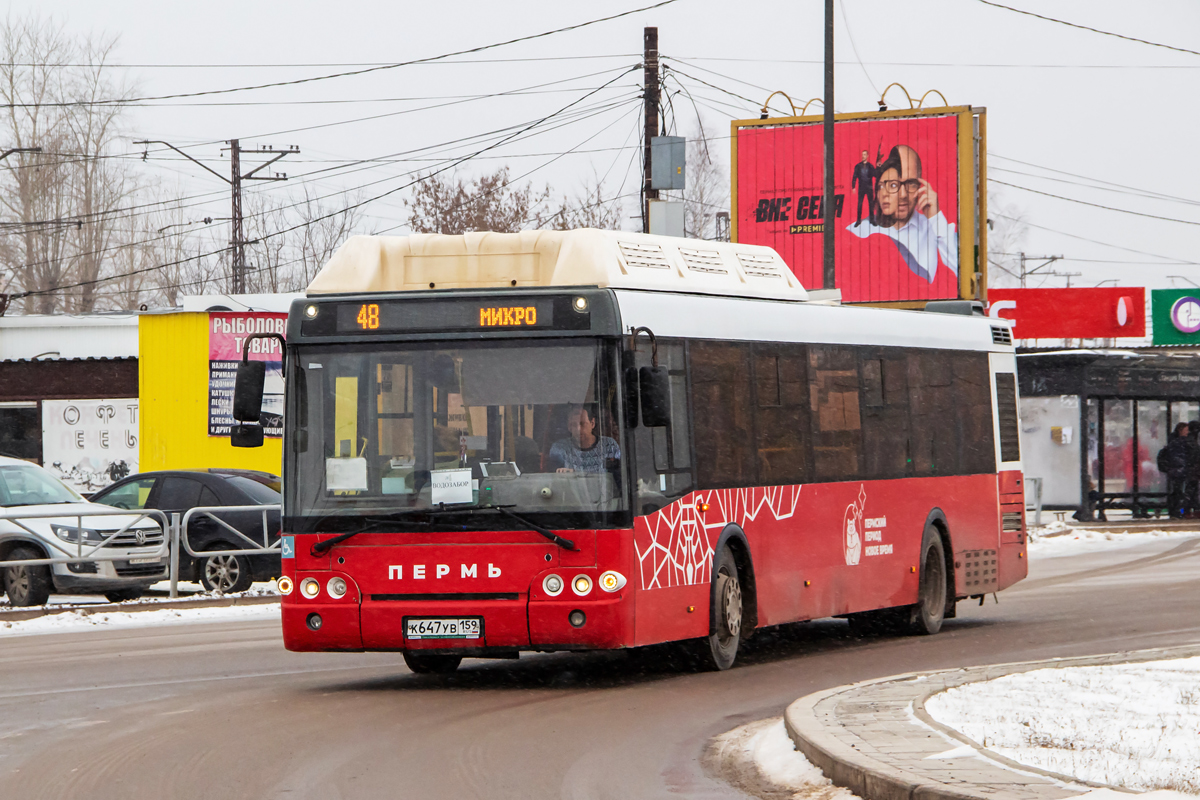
[3,55,640,69]
[992,212,1200,266]
[990,166,1200,208]
[973,0,1200,58]
[990,153,1200,207]
[0,1,679,109]
[11,69,641,300]
[991,179,1200,227]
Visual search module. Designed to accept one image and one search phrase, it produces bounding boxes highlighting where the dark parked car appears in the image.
[90,469,281,593]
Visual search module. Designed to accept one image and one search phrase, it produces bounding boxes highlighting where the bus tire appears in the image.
[403,652,462,675]
[705,545,743,670]
[907,524,948,635]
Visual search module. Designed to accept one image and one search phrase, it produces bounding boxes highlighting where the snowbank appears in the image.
[0,602,280,637]
[1027,526,1198,559]
[926,657,1200,794]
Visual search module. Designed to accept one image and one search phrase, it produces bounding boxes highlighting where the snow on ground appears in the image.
[708,717,860,800]
[925,657,1200,794]
[0,602,280,637]
[1027,525,1199,559]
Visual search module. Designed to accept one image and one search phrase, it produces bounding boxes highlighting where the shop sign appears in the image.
[1152,289,1200,345]
[208,312,286,437]
[987,287,1145,339]
[42,399,139,493]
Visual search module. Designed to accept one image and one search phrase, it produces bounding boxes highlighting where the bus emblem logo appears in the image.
[843,486,866,566]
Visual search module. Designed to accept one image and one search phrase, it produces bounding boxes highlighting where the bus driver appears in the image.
[548,404,621,474]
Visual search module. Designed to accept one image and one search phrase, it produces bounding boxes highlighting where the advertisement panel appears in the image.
[733,106,982,305]
[42,398,139,494]
[208,312,286,438]
[1151,289,1200,346]
[987,288,1146,339]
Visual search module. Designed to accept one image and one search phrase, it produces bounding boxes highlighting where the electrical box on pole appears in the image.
[650,136,686,191]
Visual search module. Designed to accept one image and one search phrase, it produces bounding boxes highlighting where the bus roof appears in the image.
[306,229,810,302]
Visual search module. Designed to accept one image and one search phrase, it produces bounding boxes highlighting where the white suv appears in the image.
[0,456,168,606]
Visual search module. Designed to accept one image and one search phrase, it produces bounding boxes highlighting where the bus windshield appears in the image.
[286,339,626,532]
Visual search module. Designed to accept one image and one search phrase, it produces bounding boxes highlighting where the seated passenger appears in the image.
[547,404,620,474]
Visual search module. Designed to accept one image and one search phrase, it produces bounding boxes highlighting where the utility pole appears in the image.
[135,139,300,294]
[642,26,659,235]
[822,0,835,290]
[1017,252,1064,288]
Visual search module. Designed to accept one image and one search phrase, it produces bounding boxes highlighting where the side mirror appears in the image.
[639,366,671,427]
[233,361,266,422]
[231,423,264,448]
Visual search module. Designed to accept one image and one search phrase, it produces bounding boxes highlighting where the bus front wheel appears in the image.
[705,545,743,670]
[907,525,948,635]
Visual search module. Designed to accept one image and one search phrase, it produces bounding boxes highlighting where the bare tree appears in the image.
[542,172,625,231]
[987,191,1028,288]
[0,13,136,314]
[297,187,363,285]
[405,167,550,234]
[683,126,727,240]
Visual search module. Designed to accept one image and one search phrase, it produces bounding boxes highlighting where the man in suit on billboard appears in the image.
[846,144,958,283]
[850,149,876,227]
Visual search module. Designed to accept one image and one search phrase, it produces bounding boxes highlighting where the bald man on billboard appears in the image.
[847,144,958,283]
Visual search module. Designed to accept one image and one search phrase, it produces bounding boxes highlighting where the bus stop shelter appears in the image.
[1018,349,1200,522]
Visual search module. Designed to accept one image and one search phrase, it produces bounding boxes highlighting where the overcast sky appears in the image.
[12,0,1200,292]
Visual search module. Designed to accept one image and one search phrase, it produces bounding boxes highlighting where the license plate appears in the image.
[404,617,482,640]
[129,557,162,565]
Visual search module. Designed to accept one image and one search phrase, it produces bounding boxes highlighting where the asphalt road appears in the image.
[2,535,1198,799]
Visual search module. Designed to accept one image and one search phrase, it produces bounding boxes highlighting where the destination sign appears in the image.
[316,296,592,336]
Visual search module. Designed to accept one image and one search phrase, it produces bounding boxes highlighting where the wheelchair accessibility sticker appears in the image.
[281,536,295,559]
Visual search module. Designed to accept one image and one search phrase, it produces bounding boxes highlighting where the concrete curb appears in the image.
[784,644,1200,800]
[0,593,280,622]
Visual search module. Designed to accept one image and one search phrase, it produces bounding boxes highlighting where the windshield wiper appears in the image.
[310,515,447,555]
[474,505,577,551]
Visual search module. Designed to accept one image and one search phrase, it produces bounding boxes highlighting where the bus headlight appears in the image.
[277,576,294,595]
[572,575,592,596]
[327,577,347,599]
[300,577,320,599]
[543,574,564,596]
[598,571,626,593]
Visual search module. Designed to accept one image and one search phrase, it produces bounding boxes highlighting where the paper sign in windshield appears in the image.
[431,468,473,505]
[326,458,368,492]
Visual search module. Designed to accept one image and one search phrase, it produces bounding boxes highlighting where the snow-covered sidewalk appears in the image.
[926,657,1200,794]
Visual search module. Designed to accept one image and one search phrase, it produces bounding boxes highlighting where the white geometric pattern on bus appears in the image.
[633,485,802,590]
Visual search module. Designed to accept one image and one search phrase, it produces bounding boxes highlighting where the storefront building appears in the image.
[0,314,139,493]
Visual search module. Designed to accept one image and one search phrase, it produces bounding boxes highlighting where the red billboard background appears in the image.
[987,288,1146,339]
[735,114,962,303]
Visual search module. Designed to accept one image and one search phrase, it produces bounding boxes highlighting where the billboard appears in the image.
[732,106,984,305]
[1151,289,1200,346]
[207,312,286,438]
[988,288,1146,339]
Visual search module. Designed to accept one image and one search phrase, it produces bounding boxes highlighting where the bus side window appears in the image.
[754,344,811,486]
[860,353,909,480]
[809,345,863,481]
[690,341,755,489]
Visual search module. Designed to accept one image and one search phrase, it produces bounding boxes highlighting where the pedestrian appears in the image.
[1158,422,1190,518]
[1186,421,1200,517]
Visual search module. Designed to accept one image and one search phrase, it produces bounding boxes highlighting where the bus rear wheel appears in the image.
[705,545,743,670]
[907,525,948,635]
[403,652,462,675]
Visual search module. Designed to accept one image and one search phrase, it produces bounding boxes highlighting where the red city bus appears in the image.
[233,230,1026,672]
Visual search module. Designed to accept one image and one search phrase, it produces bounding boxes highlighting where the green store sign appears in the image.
[1151,289,1200,345]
